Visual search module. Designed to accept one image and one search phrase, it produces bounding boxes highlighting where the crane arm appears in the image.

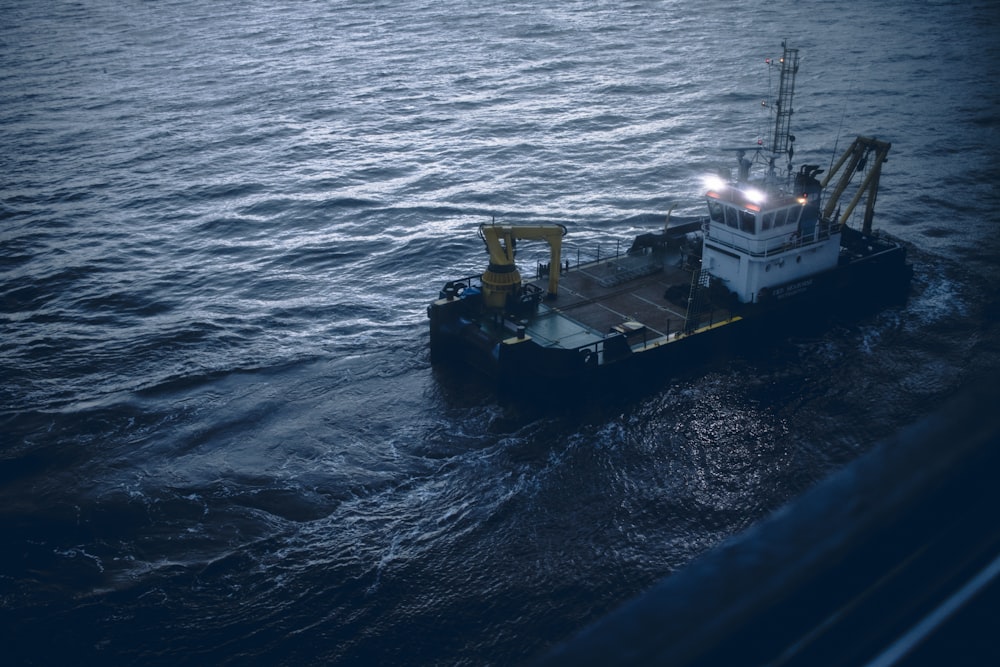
[479,222,567,296]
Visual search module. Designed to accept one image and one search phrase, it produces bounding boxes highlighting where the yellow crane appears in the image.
[478,222,567,310]
[821,136,891,234]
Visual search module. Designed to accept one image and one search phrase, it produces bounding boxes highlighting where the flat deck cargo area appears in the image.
[520,250,731,351]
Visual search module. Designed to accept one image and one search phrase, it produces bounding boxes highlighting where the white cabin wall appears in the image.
[746,234,841,301]
[703,246,748,301]
[705,233,842,303]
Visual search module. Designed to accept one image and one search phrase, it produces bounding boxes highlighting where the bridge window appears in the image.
[788,205,803,227]
[740,209,756,233]
[750,205,805,232]
[723,206,739,229]
[708,201,724,223]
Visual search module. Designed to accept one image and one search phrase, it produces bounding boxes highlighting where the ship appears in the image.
[428,43,913,397]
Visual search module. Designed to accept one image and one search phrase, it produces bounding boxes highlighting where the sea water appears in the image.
[2,0,999,664]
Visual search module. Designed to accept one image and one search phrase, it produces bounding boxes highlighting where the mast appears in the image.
[767,42,799,180]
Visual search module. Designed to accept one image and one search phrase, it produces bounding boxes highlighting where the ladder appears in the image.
[684,266,712,333]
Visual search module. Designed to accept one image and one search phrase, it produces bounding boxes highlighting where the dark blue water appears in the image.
[3,1,999,664]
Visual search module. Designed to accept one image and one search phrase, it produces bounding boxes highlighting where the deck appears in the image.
[520,251,732,351]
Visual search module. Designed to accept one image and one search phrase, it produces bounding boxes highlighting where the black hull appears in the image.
[429,230,911,400]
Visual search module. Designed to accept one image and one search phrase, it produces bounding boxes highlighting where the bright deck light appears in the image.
[703,175,726,192]
[744,187,765,204]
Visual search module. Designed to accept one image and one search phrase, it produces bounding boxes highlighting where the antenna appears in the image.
[728,43,802,184]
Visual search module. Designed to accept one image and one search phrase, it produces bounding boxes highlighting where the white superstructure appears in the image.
[699,41,841,304]
[701,168,840,304]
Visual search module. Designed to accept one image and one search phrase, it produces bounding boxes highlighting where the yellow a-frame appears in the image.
[821,136,892,234]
